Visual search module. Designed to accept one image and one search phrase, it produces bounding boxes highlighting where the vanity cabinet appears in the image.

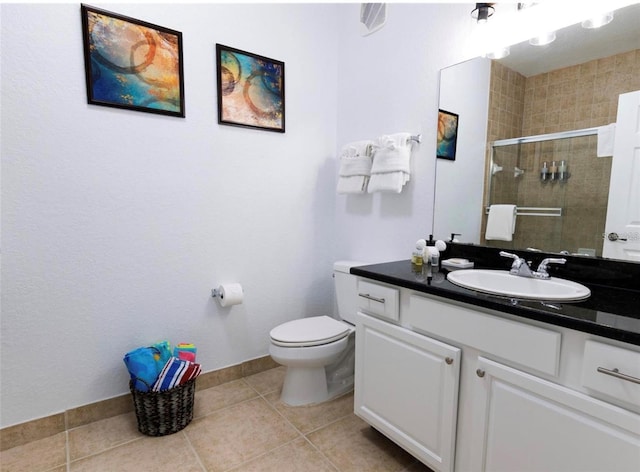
[354,278,640,472]
[471,357,640,472]
[355,311,460,472]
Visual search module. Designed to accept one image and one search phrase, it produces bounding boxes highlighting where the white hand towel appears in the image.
[368,173,407,193]
[337,140,374,194]
[597,123,616,157]
[368,133,412,193]
[485,204,517,241]
[339,156,373,177]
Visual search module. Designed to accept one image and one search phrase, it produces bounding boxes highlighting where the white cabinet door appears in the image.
[471,357,640,472]
[355,312,461,472]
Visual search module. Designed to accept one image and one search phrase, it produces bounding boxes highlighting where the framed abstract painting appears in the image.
[216,44,285,133]
[437,109,459,160]
[81,4,185,117]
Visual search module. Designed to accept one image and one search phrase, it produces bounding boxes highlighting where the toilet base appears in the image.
[277,333,356,406]
[280,366,329,406]
[280,366,354,406]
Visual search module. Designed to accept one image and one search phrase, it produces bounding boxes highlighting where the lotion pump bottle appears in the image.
[426,236,439,272]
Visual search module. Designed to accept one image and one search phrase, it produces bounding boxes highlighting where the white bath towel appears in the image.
[485,204,517,241]
[597,123,616,157]
[368,133,412,193]
[337,140,374,194]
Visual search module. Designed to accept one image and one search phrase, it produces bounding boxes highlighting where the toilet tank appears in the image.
[334,261,366,326]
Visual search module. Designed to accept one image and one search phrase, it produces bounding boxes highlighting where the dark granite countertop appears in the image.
[351,246,640,346]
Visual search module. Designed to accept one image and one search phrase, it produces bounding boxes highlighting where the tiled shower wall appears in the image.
[482,49,640,255]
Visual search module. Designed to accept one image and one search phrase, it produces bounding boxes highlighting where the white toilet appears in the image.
[269,261,362,406]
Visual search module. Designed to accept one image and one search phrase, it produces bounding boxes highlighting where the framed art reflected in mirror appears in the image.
[437,109,458,160]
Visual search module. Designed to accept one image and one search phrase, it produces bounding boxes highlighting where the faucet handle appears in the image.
[536,258,566,277]
[500,251,530,275]
[499,251,519,260]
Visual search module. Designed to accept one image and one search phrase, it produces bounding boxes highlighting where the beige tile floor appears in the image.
[1,367,434,472]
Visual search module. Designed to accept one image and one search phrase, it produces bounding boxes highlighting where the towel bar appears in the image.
[485,206,562,217]
[408,134,422,144]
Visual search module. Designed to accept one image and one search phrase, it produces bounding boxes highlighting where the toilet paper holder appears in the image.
[210,283,244,307]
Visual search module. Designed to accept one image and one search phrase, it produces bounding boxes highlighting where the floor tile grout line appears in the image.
[181,430,208,472]
[301,435,341,472]
[191,389,263,423]
[222,437,302,472]
[256,387,356,472]
[301,409,360,472]
[66,435,144,465]
[303,409,355,436]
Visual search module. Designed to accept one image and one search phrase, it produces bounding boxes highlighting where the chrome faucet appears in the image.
[500,251,534,277]
[499,251,566,279]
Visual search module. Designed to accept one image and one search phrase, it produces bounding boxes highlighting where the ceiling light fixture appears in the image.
[581,11,614,28]
[487,46,510,59]
[471,3,495,24]
[529,30,556,46]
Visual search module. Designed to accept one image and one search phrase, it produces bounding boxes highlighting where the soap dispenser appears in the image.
[426,235,439,271]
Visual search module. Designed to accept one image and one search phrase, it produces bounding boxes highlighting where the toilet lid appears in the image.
[270,315,351,347]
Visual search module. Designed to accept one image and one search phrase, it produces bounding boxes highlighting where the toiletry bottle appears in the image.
[559,160,568,181]
[426,236,439,272]
[540,161,549,181]
[550,161,558,181]
[412,240,426,270]
[429,247,440,271]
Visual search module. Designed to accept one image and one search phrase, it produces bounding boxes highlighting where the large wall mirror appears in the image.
[433,2,640,263]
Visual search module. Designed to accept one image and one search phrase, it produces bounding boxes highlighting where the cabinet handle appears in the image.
[445,357,454,365]
[476,369,485,378]
[358,293,385,304]
[597,367,640,385]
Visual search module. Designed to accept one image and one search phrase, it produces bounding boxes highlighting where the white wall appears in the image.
[334,3,478,262]
[0,2,339,427]
[1,2,480,428]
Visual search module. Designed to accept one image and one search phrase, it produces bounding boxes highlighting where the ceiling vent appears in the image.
[360,3,386,36]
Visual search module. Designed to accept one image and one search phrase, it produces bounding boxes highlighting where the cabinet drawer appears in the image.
[357,280,399,321]
[408,294,561,376]
[582,340,640,409]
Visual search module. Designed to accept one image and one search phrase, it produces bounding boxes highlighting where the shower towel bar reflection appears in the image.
[485,206,563,217]
[492,127,599,147]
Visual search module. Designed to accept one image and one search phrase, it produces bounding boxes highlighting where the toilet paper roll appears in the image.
[217,283,243,307]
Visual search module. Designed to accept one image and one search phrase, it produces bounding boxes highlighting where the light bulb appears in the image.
[582,12,614,29]
[487,46,510,59]
[529,30,556,46]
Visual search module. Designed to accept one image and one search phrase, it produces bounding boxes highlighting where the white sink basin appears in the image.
[447,269,591,301]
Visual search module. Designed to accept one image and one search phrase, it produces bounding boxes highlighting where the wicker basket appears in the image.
[129,378,196,436]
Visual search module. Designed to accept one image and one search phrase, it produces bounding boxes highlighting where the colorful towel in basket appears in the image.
[123,346,162,392]
[152,357,201,392]
[152,340,173,371]
[173,343,197,362]
[123,341,174,392]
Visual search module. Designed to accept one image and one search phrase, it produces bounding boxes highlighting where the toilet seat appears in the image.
[270,315,350,347]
